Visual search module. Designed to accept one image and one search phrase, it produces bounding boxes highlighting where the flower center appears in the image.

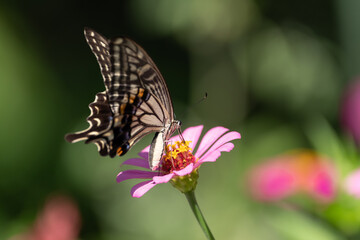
[160,141,196,173]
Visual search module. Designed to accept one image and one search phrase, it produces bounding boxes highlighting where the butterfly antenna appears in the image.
[174,92,208,121]
[177,127,185,143]
[196,92,208,104]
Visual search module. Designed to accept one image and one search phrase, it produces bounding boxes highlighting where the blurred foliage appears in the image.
[1,0,360,239]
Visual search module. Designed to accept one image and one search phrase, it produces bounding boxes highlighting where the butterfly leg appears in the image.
[177,127,185,143]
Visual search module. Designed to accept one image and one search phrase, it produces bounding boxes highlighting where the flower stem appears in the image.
[185,191,215,240]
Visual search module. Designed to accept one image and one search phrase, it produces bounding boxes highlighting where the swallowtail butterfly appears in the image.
[65,28,181,170]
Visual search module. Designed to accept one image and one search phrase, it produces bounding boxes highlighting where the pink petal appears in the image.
[131,180,157,198]
[185,125,204,149]
[249,164,296,201]
[195,126,230,158]
[345,168,360,198]
[153,173,174,183]
[173,163,195,176]
[116,170,157,183]
[311,170,335,201]
[169,125,204,150]
[138,145,150,159]
[197,131,240,159]
[218,142,235,152]
[341,79,360,144]
[195,151,221,168]
[32,195,81,240]
[196,143,234,167]
[122,158,150,169]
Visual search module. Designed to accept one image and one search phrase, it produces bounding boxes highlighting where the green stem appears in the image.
[185,191,215,240]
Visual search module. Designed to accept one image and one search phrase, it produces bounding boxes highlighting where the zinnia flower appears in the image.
[117,125,241,197]
[10,195,81,240]
[248,150,336,203]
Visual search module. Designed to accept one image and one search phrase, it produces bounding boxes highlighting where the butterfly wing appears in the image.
[65,91,112,155]
[65,28,176,161]
[114,37,175,117]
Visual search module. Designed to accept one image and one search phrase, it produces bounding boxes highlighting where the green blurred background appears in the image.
[1,0,360,239]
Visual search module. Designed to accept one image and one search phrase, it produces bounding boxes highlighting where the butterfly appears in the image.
[65,28,181,170]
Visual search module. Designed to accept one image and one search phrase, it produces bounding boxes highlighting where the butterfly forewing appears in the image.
[66,28,180,169]
[108,36,174,117]
[83,29,112,93]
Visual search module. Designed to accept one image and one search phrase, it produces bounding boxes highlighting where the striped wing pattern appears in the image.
[65,28,180,169]
[111,37,174,115]
[65,91,112,155]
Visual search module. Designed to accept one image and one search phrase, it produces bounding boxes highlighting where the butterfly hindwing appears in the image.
[65,91,112,155]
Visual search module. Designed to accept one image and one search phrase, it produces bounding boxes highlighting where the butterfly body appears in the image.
[66,28,180,170]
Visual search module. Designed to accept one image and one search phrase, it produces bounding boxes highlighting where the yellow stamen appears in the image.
[161,141,196,173]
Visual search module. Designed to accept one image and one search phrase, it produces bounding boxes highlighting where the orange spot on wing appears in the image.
[117,147,123,156]
[120,104,126,114]
[138,88,144,98]
[129,94,135,104]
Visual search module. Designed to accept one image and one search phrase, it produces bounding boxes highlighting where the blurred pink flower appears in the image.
[11,195,81,240]
[341,78,360,145]
[117,125,241,197]
[344,168,360,199]
[248,151,336,203]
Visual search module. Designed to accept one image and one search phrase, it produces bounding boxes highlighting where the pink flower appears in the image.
[248,160,297,201]
[341,78,360,145]
[344,168,360,199]
[117,125,241,197]
[10,195,81,240]
[248,151,336,203]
